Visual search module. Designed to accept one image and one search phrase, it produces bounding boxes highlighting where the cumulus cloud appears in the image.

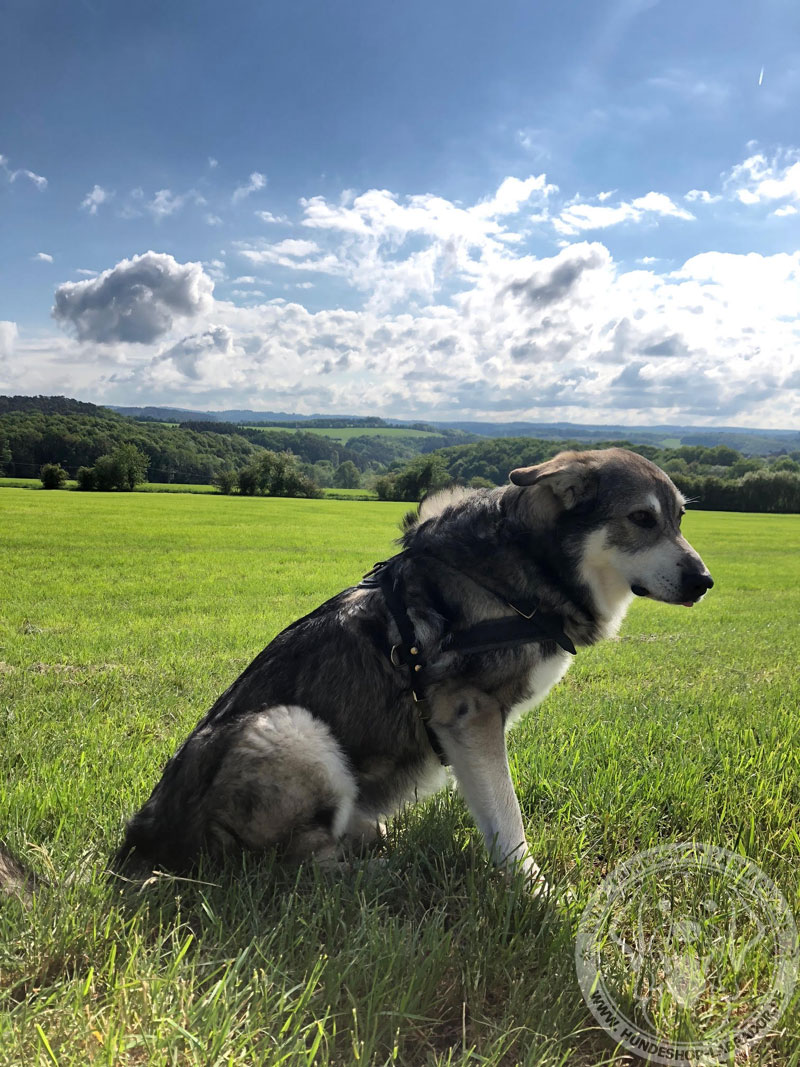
[7,163,796,427]
[52,251,214,344]
[685,188,722,204]
[0,320,18,359]
[34,252,54,263]
[554,191,694,235]
[726,150,800,206]
[81,185,113,214]
[232,171,266,203]
[149,324,238,384]
[256,210,289,224]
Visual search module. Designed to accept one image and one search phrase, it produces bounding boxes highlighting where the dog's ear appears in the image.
[509,452,592,510]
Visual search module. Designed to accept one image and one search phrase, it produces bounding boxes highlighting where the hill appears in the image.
[111,404,799,457]
[0,396,265,483]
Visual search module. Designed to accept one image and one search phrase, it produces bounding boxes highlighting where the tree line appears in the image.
[3,396,799,511]
[374,439,800,513]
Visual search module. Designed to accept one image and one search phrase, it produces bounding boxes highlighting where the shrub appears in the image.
[76,466,95,491]
[40,463,68,489]
[213,468,237,495]
[237,451,322,499]
[75,445,150,491]
[238,465,260,496]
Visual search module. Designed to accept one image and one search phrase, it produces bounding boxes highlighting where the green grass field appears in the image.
[1,491,798,1065]
[1,480,377,499]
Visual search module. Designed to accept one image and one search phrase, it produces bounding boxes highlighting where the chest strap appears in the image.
[360,555,577,765]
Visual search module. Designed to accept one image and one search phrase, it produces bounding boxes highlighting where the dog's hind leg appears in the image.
[205,705,358,864]
[428,687,548,896]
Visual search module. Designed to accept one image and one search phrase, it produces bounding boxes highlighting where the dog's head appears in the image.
[510,448,713,609]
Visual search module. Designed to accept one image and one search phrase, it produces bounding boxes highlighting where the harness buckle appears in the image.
[508,601,537,620]
[390,644,402,668]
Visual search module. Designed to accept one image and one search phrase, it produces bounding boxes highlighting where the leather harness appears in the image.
[359,552,577,765]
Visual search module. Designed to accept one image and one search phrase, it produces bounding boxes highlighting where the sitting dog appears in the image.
[110,447,713,892]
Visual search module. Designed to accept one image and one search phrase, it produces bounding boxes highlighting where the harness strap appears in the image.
[362,558,448,764]
[361,553,578,766]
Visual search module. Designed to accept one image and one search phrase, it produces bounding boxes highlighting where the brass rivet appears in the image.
[410,646,419,655]
[414,664,422,672]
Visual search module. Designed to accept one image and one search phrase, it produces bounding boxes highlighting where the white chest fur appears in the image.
[505,650,572,730]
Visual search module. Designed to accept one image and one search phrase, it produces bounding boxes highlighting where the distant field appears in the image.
[244,424,440,441]
[0,478,217,494]
[0,479,378,499]
[1,492,798,1065]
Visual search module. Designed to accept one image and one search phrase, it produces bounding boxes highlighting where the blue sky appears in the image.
[2,0,799,425]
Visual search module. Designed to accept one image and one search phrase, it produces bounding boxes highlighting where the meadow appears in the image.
[243,426,440,442]
[0,490,798,1065]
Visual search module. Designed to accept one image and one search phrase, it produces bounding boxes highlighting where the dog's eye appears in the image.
[628,510,657,529]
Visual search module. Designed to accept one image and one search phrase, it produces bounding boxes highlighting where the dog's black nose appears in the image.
[682,572,714,600]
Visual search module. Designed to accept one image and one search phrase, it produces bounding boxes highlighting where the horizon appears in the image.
[2,1,799,428]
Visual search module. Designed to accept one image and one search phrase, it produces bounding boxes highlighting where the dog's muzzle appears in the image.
[631,570,714,606]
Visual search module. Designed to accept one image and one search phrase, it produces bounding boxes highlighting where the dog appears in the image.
[2,448,712,897]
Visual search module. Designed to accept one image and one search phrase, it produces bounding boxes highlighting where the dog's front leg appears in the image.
[428,686,548,895]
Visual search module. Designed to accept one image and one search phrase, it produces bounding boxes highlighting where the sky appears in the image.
[1,0,799,427]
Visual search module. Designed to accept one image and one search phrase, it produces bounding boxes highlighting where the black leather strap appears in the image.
[360,553,578,767]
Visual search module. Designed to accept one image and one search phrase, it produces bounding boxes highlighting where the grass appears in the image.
[1,481,378,498]
[0,491,798,1065]
[1,480,218,494]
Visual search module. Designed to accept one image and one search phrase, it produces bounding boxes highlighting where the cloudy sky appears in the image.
[2,0,799,426]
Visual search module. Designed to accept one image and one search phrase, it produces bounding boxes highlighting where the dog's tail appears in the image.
[0,841,41,899]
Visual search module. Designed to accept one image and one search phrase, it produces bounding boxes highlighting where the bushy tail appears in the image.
[0,841,40,899]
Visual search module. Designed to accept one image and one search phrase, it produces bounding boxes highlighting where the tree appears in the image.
[0,431,11,475]
[334,460,361,488]
[40,463,68,489]
[237,451,321,498]
[111,444,149,490]
[76,466,95,491]
[213,468,237,495]
[238,464,260,495]
[75,444,149,491]
[392,454,451,501]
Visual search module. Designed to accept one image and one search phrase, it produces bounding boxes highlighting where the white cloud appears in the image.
[232,171,266,203]
[6,166,798,428]
[145,188,206,220]
[685,188,722,203]
[773,204,798,217]
[34,252,54,263]
[471,175,557,218]
[75,268,98,277]
[256,210,288,224]
[52,251,214,344]
[554,191,693,235]
[81,185,113,214]
[208,157,218,169]
[726,150,800,206]
[0,321,18,359]
[205,213,223,226]
[2,155,48,190]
